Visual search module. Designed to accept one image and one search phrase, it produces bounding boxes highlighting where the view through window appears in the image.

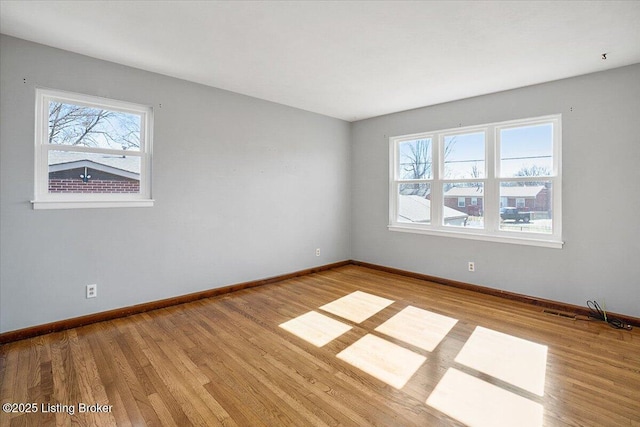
[389,115,562,247]
[33,89,153,209]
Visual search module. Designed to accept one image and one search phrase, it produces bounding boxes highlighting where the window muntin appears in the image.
[389,115,562,247]
[33,89,153,209]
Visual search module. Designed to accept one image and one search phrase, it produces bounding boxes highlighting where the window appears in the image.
[33,88,153,209]
[389,115,562,248]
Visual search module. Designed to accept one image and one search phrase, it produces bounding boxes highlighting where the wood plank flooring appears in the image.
[1,265,639,426]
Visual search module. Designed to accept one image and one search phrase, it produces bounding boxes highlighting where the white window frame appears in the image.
[32,88,154,209]
[458,197,466,208]
[389,114,562,248]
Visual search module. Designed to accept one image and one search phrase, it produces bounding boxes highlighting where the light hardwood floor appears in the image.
[1,265,639,426]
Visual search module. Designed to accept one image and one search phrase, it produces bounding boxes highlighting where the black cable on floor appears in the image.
[587,300,632,330]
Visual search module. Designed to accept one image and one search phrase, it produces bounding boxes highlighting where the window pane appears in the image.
[443,132,485,179]
[499,182,552,234]
[48,100,141,151]
[48,150,141,194]
[398,183,431,224]
[500,123,552,178]
[398,138,432,180]
[443,183,483,228]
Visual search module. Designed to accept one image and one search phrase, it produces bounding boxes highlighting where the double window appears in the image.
[389,115,562,248]
[33,88,153,209]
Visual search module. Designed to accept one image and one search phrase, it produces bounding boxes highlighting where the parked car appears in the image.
[500,207,532,223]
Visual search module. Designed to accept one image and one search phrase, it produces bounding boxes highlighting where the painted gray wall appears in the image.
[2,34,638,334]
[351,63,640,318]
[0,35,351,333]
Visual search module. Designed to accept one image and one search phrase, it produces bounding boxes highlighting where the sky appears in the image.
[398,123,553,180]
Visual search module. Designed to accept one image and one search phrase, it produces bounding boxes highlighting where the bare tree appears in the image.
[400,137,457,196]
[48,102,140,150]
[515,165,550,177]
[400,139,431,180]
[514,165,551,186]
[399,139,431,196]
[469,163,483,188]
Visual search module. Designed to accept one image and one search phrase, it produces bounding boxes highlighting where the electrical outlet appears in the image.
[86,284,97,298]
[315,248,321,257]
[468,262,475,272]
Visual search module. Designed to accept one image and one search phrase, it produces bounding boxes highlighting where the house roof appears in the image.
[499,185,546,198]
[444,185,545,198]
[398,195,468,223]
[443,186,485,198]
[48,151,140,179]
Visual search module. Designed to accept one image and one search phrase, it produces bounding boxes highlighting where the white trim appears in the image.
[38,87,151,118]
[388,225,564,249]
[389,114,562,248]
[44,144,144,156]
[33,88,153,208]
[32,199,155,210]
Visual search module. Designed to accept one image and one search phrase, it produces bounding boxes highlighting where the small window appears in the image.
[458,197,466,208]
[33,89,153,209]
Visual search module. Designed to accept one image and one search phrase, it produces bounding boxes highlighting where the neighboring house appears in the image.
[442,186,485,216]
[443,185,550,215]
[398,195,469,226]
[48,151,140,193]
[499,185,550,212]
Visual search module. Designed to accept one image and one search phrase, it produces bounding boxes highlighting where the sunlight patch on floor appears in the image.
[454,326,547,396]
[375,306,458,352]
[279,311,352,347]
[426,368,543,427]
[320,290,394,323]
[279,292,548,422]
[336,333,426,389]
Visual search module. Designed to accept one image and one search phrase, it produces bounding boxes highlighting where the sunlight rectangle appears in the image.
[375,306,458,351]
[454,326,547,396]
[279,311,352,347]
[320,291,394,323]
[336,334,426,389]
[427,368,543,427]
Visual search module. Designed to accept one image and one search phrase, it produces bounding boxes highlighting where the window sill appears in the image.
[31,199,155,210]
[388,224,563,249]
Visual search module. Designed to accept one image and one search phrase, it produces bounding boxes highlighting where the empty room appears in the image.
[1,1,639,426]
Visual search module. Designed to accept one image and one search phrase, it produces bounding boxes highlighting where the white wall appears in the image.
[351,64,640,318]
[0,35,351,333]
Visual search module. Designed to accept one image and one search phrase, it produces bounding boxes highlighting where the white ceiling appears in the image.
[1,1,639,121]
